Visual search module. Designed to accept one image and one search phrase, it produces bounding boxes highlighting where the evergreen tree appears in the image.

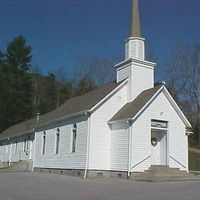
[6,36,32,72]
[0,36,33,132]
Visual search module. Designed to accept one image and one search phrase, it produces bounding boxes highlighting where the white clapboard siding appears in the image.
[34,115,88,169]
[131,64,154,100]
[89,84,128,170]
[117,65,131,83]
[117,61,154,102]
[131,91,188,172]
[110,122,129,171]
[0,141,9,162]
[0,135,34,162]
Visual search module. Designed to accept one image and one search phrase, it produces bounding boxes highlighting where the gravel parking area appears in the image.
[0,172,200,200]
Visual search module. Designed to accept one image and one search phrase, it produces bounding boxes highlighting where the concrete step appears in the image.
[148,166,181,172]
[0,162,9,169]
[131,174,191,179]
[150,165,170,169]
[143,171,189,176]
[130,165,200,182]
[0,160,33,172]
[131,176,200,182]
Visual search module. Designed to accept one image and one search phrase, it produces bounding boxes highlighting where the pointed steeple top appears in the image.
[130,0,141,37]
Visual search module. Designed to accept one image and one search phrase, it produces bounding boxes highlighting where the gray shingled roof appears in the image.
[0,81,121,141]
[109,85,163,122]
[0,118,37,141]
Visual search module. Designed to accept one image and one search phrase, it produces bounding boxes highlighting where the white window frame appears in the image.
[70,123,77,153]
[55,128,60,155]
[23,138,27,153]
[5,142,9,154]
[15,140,18,153]
[41,131,46,155]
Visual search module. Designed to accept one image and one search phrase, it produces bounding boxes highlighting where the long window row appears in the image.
[42,123,77,155]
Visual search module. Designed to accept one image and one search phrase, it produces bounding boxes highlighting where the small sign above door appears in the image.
[151,119,168,128]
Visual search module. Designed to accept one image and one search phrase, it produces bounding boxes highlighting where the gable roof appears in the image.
[0,118,36,141]
[109,85,191,128]
[38,80,122,126]
[0,81,122,141]
[109,85,162,122]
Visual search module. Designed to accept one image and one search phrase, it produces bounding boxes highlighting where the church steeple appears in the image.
[130,0,141,37]
[125,0,145,60]
[116,0,156,101]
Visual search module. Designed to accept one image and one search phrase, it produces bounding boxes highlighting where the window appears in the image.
[6,142,9,153]
[24,138,27,152]
[15,141,18,153]
[23,138,29,154]
[42,132,46,155]
[55,128,60,154]
[71,123,77,153]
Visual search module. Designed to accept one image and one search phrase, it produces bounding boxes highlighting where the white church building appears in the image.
[0,0,192,179]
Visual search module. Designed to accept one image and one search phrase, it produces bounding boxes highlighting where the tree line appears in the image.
[0,36,115,133]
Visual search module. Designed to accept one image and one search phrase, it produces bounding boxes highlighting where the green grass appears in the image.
[189,151,200,171]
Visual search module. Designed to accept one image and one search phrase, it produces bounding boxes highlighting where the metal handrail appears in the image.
[131,155,151,169]
[169,155,186,169]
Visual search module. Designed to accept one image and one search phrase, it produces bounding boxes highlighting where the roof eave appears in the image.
[115,58,156,69]
[162,87,192,128]
[0,129,34,141]
[108,118,132,124]
[108,85,164,124]
[89,78,128,113]
[108,85,192,128]
[35,110,89,131]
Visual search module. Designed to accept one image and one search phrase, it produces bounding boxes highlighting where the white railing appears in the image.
[169,155,186,169]
[131,155,151,169]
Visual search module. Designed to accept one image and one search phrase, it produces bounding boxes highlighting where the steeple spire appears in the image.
[116,0,156,102]
[130,0,141,37]
[125,0,144,60]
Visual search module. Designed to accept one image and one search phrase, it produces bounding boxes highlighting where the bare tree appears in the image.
[30,65,42,116]
[166,44,183,100]
[49,67,72,108]
[181,45,200,144]
[167,44,200,145]
[74,56,116,86]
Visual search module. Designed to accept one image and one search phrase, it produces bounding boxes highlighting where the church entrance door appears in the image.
[151,129,167,165]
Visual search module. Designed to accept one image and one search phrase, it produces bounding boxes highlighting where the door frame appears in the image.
[151,127,168,165]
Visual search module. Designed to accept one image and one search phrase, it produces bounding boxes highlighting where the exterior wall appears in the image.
[110,122,129,171]
[131,91,188,172]
[0,134,34,163]
[116,60,154,102]
[89,84,128,170]
[131,64,154,100]
[117,64,131,83]
[34,115,88,170]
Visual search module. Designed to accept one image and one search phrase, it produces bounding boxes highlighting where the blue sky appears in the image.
[0,0,199,81]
